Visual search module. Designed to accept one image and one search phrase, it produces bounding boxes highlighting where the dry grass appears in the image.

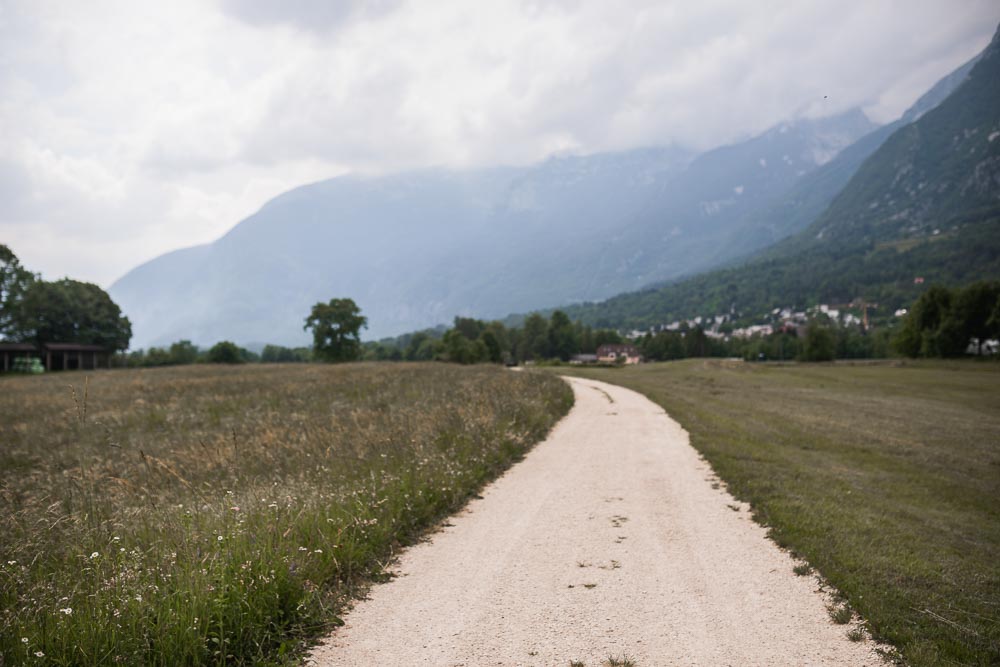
[0,363,572,665]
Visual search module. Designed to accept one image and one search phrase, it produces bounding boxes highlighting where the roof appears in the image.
[0,342,38,351]
[43,343,109,352]
[596,343,639,354]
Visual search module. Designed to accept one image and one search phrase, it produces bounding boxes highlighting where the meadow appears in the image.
[560,359,1000,666]
[0,363,573,665]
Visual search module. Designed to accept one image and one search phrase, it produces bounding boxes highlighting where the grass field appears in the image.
[0,363,572,666]
[560,359,1000,667]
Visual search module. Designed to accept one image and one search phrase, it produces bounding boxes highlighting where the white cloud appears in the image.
[0,0,997,286]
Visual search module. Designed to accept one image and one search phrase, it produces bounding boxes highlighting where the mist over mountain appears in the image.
[111,107,882,348]
[557,32,999,330]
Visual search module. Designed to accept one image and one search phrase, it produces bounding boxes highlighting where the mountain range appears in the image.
[560,26,1000,330]
[109,37,990,348]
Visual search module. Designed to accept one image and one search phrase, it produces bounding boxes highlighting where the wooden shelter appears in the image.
[0,342,39,372]
[0,342,112,371]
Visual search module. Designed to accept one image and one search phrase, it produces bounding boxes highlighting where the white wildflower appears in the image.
[21,637,28,643]
[314,549,323,554]
[35,651,45,658]
[217,536,224,541]
[90,552,99,559]
[59,607,72,615]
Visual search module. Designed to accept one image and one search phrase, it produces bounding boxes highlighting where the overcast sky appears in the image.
[1,0,997,287]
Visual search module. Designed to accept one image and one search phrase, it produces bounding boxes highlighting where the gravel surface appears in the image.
[310,376,881,666]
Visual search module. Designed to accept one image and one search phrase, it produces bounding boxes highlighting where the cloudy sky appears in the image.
[1,0,997,287]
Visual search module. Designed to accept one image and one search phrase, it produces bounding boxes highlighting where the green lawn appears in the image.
[560,359,1000,667]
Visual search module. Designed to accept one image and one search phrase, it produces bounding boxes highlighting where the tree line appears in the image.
[362,311,625,364]
[892,282,1000,357]
[0,245,132,350]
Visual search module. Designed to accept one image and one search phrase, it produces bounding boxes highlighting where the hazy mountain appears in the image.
[726,50,982,260]
[112,110,877,348]
[111,150,692,347]
[559,28,1000,330]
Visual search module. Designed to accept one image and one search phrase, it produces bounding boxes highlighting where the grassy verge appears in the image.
[0,363,572,665]
[560,359,1000,666]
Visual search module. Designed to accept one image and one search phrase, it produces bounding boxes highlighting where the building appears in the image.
[569,353,598,364]
[0,342,113,372]
[595,343,642,365]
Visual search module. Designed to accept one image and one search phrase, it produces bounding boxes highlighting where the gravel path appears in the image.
[310,376,880,666]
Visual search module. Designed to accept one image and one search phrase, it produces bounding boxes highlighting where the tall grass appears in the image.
[0,363,572,665]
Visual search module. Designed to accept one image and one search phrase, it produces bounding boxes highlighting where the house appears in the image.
[0,342,113,372]
[595,343,642,365]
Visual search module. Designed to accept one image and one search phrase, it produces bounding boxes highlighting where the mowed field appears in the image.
[0,363,572,666]
[560,360,1000,667]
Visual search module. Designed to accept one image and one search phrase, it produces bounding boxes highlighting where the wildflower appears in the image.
[314,549,323,554]
[7,560,16,565]
[21,637,28,643]
[298,546,308,552]
[112,536,120,543]
[91,552,99,559]
[230,506,240,512]
[217,536,224,542]
[59,607,72,615]
[35,651,45,658]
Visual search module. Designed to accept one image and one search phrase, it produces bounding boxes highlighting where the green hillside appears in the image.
[564,26,1000,330]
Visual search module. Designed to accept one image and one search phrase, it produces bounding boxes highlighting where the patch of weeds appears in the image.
[847,626,866,642]
[603,654,635,667]
[598,560,621,570]
[569,661,586,667]
[710,482,721,490]
[610,515,629,528]
[583,583,597,589]
[577,561,591,568]
[727,503,741,511]
[792,563,812,576]
[828,603,853,625]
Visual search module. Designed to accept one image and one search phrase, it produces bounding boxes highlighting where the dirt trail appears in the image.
[310,376,880,666]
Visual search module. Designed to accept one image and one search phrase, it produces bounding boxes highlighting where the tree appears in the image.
[169,340,199,364]
[547,310,578,361]
[684,326,708,358]
[207,341,243,363]
[304,298,367,362]
[518,313,549,361]
[479,329,502,363]
[801,320,835,362]
[951,282,1000,355]
[12,278,131,350]
[0,245,36,338]
[443,329,486,364]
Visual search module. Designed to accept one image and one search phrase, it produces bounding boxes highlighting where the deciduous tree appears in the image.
[304,298,368,362]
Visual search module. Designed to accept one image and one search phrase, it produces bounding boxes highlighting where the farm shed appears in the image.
[0,342,39,372]
[0,342,112,371]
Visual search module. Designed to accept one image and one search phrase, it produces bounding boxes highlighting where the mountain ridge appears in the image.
[111,110,874,347]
